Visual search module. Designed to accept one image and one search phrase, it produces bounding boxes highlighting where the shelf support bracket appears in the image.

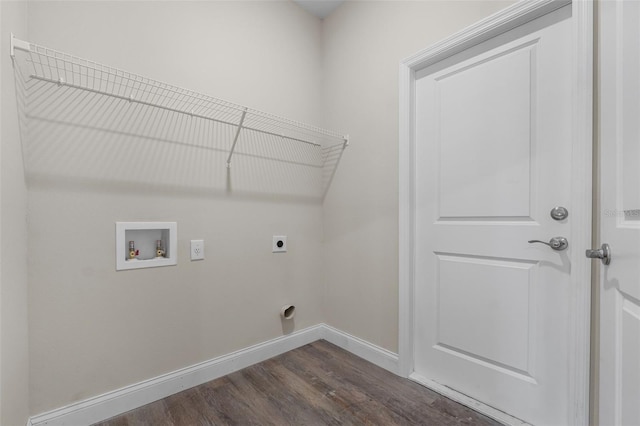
[227,107,248,168]
[10,34,31,58]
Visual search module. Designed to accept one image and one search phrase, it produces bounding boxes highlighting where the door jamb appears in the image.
[398,0,593,424]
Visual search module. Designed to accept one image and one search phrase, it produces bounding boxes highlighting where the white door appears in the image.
[599,1,640,424]
[413,6,575,425]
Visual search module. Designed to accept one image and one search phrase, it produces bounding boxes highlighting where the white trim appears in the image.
[398,59,415,379]
[400,0,569,71]
[410,373,531,426]
[29,325,324,426]
[398,0,593,424]
[28,324,400,426]
[567,1,593,425]
[321,324,400,375]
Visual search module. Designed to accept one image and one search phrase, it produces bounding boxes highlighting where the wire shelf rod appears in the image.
[14,47,342,138]
[27,74,240,125]
[20,48,343,136]
[27,74,324,148]
[20,55,345,142]
[24,57,246,114]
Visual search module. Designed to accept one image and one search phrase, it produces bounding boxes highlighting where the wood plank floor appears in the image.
[94,340,502,426]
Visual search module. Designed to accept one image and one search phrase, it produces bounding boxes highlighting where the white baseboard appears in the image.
[321,324,400,375]
[28,324,399,426]
[29,325,324,426]
[409,373,529,426]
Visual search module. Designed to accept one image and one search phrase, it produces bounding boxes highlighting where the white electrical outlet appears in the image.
[273,236,287,253]
[190,240,205,260]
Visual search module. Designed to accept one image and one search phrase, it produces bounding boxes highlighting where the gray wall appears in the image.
[1,0,30,424]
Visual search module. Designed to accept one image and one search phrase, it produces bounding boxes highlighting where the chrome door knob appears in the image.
[528,237,569,251]
[586,243,611,265]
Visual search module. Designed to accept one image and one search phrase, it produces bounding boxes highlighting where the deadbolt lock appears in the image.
[550,206,569,221]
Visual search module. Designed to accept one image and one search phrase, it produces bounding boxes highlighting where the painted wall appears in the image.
[321,0,513,352]
[14,0,519,417]
[0,1,30,424]
[24,1,326,414]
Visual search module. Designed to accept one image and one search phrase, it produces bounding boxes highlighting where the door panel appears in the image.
[435,254,535,374]
[599,1,640,424]
[414,7,572,425]
[437,43,534,219]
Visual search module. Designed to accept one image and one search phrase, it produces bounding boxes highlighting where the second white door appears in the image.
[599,1,640,424]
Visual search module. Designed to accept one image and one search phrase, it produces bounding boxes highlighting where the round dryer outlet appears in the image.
[272,236,287,253]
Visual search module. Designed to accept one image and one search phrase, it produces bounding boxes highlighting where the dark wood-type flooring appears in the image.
[95,340,502,425]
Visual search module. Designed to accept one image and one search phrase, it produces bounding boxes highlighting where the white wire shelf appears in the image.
[10,34,348,199]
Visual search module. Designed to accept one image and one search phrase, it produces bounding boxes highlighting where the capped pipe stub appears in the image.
[280,305,295,320]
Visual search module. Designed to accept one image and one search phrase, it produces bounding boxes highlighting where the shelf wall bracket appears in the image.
[226,107,248,168]
[10,34,30,58]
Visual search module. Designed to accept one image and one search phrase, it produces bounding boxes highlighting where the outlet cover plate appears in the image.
[191,239,205,260]
[273,236,287,253]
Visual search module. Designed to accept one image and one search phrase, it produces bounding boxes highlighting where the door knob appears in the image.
[528,237,569,251]
[585,243,611,265]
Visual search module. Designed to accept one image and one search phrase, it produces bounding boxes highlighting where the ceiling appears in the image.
[293,0,345,19]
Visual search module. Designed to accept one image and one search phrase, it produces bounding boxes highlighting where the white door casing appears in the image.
[598,1,640,425]
[399,0,593,425]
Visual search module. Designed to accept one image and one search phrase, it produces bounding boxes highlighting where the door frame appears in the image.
[398,0,593,423]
